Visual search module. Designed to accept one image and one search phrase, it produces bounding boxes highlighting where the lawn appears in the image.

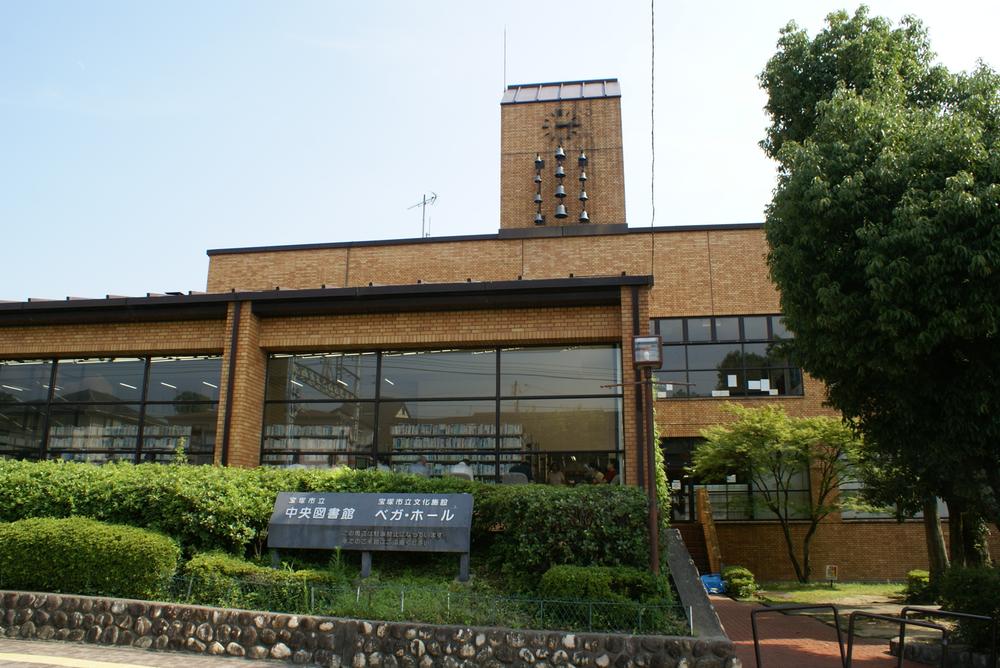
[756,581,906,606]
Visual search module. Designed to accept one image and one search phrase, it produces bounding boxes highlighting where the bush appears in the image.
[539,565,671,603]
[0,517,179,599]
[904,569,936,604]
[721,565,758,599]
[0,460,654,581]
[937,567,1000,650]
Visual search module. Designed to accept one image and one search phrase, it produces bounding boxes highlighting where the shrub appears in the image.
[721,565,758,599]
[904,569,936,604]
[0,460,654,581]
[539,565,672,603]
[937,567,1000,650]
[0,517,179,599]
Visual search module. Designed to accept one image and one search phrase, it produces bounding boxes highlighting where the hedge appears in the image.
[539,565,672,603]
[0,517,179,599]
[0,460,654,579]
[938,566,1000,650]
[721,565,759,599]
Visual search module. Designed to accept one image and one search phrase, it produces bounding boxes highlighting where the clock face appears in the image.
[541,106,582,145]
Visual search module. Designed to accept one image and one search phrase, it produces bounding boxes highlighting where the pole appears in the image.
[643,366,660,574]
[421,194,427,238]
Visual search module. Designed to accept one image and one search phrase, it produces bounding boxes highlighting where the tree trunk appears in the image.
[947,497,967,567]
[778,519,807,583]
[962,512,991,567]
[922,497,949,585]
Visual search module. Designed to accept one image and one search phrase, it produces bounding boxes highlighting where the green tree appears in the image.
[691,404,862,582]
[761,7,1000,557]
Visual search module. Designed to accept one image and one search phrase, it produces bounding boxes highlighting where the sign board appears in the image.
[825,564,839,581]
[267,492,473,553]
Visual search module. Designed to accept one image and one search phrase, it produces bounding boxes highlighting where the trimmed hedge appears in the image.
[0,460,654,580]
[0,517,179,599]
[721,565,758,599]
[904,569,935,604]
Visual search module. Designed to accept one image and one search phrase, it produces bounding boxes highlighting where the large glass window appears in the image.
[0,356,221,464]
[650,315,803,398]
[262,346,624,483]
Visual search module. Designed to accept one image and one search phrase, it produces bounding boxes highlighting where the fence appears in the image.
[165,575,689,635]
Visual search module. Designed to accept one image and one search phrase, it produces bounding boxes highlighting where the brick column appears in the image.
[620,285,651,486]
[215,302,266,467]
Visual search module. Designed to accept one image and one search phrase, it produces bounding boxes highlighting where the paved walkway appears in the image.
[712,596,927,668]
[0,638,249,668]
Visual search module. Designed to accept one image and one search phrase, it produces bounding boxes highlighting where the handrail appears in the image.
[899,606,996,668]
[846,612,948,668]
[751,604,846,668]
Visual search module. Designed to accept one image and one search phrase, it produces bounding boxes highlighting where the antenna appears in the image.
[407,192,438,238]
[503,26,507,88]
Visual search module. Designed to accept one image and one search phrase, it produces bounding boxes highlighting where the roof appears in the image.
[0,276,653,326]
[500,79,621,105]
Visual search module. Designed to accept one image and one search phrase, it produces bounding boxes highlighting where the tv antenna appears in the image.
[407,192,438,238]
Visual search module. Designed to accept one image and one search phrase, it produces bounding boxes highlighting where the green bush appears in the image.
[0,460,654,581]
[937,567,1000,650]
[721,565,758,599]
[0,517,179,599]
[539,565,671,602]
[904,569,936,604]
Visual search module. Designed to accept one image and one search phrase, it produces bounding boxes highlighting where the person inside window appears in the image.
[408,455,431,476]
[547,464,565,486]
[450,459,474,479]
[584,463,605,484]
[509,457,533,481]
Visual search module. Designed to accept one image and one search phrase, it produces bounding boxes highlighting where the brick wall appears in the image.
[0,321,225,357]
[713,520,1000,581]
[216,303,266,468]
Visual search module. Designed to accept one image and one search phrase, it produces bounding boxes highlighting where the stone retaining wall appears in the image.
[0,591,739,668]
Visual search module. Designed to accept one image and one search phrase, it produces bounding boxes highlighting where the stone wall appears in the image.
[0,591,739,668]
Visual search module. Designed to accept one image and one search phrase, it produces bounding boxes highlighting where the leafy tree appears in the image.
[691,404,862,582]
[761,7,1000,555]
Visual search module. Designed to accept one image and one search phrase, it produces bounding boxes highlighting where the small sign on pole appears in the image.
[825,564,839,588]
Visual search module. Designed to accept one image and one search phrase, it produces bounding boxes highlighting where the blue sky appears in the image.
[2,1,997,300]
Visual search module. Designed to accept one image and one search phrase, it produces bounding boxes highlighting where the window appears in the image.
[0,356,221,464]
[650,315,803,398]
[263,346,624,482]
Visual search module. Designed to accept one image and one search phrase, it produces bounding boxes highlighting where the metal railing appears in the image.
[845,612,949,668]
[165,575,689,635]
[898,606,997,668]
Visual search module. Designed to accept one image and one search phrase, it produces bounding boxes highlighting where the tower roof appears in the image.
[500,78,620,105]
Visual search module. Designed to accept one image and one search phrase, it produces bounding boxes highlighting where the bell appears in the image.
[534,174,542,184]
[534,154,544,170]
[554,184,567,199]
[533,193,543,204]
[579,190,588,202]
[555,146,566,160]
[579,209,590,223]
[579,170,587,182]
[555,164,566,178]
[534,212,545,225]
[579,151,588,167]
[554,204,568,219]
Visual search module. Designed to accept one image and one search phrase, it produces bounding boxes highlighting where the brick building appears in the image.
[0,79,944,579]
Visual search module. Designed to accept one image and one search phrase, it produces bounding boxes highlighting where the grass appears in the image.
[756,580,906,605]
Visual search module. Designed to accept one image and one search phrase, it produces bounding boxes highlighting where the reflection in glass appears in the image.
[0,404,46,459]
[660,345,686,371]
[381,400,496,454]
[147,356,222,402]
[141,403,217,464]
[501,346,620,396]
[0,360,53,404]
[380,350,495,399]
[54,358,145,403]
[686,344,742,371]
[687,318,712,342]
[743,317,768,340]
[657,319,684,343]
[47,404,141,463]
[771,316,791,339]
[715,317,740,341]
[499,397,621,453]
[263,402,376,467]
[266,353,378,402]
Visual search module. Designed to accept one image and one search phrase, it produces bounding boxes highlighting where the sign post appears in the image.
[267,492,474,581]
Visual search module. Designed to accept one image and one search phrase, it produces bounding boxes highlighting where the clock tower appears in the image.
[499,79,626,231]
